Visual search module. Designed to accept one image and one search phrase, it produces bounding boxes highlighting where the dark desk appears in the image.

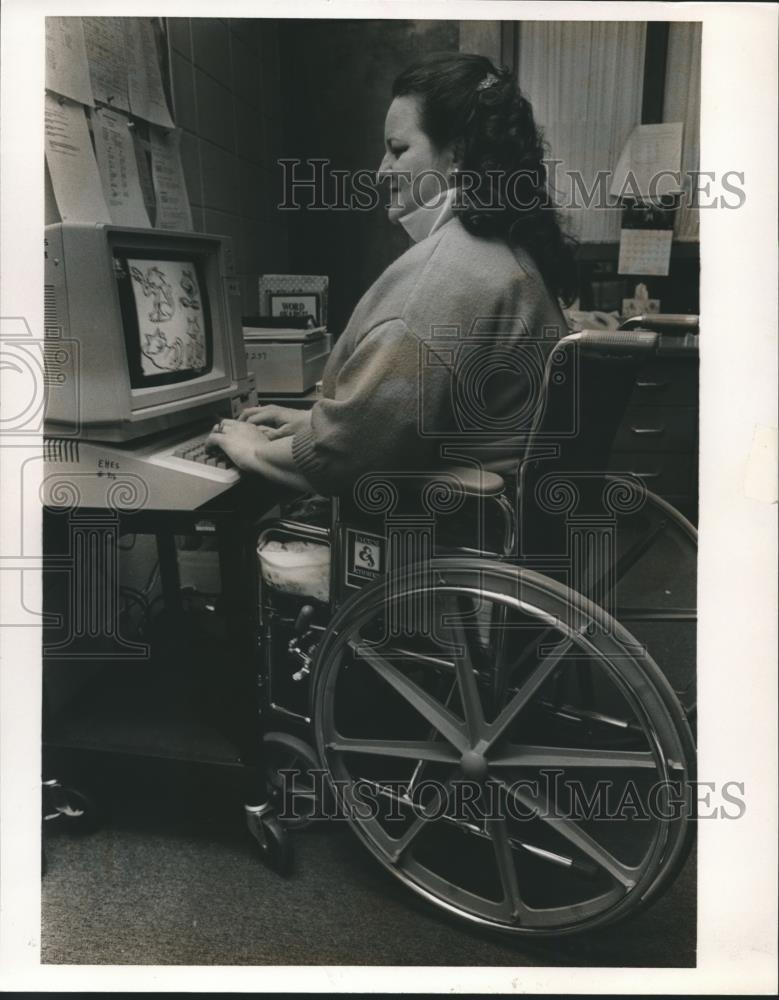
[607,333,699,522]
[256,388,319,408]
[42,477,292,796]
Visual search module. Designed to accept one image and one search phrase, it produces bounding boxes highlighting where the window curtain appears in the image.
[516,21,646,243]
[663,22,702,242]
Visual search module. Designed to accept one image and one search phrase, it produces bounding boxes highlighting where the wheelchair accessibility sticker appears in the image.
[345,529,384,588]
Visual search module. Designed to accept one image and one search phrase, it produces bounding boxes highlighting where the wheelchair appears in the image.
[254,326,698,938]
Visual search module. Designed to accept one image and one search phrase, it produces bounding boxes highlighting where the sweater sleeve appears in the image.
[291,317,451,496]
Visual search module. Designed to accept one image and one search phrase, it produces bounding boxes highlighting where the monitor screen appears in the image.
[113,251,213,388]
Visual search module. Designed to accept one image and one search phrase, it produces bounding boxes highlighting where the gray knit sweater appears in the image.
[292,217,567,496]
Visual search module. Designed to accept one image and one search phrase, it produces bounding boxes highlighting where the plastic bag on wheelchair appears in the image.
[258,537,331,604]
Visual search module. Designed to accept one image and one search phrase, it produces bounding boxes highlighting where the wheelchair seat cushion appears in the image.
[418,465,506,497]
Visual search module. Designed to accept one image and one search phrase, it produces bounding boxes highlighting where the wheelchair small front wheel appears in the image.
[263,731,329,830]
[312,558,696,937]
[42,780,103,835]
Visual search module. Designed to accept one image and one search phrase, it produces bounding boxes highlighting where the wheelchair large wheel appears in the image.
[312,558,695,937]
[612,488,697,719]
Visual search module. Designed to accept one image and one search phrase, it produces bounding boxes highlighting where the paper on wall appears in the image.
[82,16,130,111]
[149,127,192,231]
[617,228,673,276]
[45,17,94,107]
[126,18,174,129]
[92,107,151,227]
[132,132,158,225]
[610,123,684,200]
[44,93,111,224]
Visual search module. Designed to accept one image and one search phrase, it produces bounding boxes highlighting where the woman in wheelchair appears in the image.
[208,51,574,491]
[208,53,697,938]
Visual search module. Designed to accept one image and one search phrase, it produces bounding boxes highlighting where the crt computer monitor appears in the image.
[44,223,249,443]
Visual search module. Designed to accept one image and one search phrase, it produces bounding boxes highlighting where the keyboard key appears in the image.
[173,435,232,466]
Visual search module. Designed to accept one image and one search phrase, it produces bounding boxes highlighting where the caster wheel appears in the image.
[42,781,103,835]
[245,806,292,876]
[263,731,331,830]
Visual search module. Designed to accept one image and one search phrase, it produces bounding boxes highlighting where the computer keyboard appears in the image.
[173,436,235,470]
[147,430,240,484]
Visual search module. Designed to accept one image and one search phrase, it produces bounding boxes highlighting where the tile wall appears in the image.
[168,17,289,315]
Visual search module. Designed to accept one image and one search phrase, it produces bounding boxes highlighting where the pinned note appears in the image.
[92,107,151,227]
[610,124,684,201]
[149,127,193,231]
[126,18,174,129]
[82,16,130,111]
[44,94,111,223]
[45,17,94,106]
[617,229,673,276]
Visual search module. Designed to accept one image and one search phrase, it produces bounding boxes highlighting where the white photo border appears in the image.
[1,1,776,993]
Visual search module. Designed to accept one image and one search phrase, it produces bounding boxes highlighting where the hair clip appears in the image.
[477,72,499,92]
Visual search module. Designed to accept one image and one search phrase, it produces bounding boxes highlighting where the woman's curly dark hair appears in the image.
[393,52,578,305]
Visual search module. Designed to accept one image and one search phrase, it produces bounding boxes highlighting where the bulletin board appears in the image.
[45,16,192,230]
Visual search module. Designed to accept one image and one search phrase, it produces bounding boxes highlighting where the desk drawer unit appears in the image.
[626,359,699,406]
[612,404,697,453]
[609,354,699,520]
[607,451,694,498]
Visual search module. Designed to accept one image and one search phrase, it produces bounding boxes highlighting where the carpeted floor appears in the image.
[41,758,696,968]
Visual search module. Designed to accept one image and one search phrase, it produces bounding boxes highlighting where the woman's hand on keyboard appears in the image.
[207,419,270,471]
[237,404,311,440]
[207,419,311,490]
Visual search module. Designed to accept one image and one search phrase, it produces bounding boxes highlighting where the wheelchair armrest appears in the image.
[568,329,659,359]
[618,313,699,333]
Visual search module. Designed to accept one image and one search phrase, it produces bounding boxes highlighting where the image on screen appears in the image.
[127,258,207,377]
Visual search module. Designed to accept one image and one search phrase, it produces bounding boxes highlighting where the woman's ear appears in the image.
[443,139,465,187]
[451,137,465,171]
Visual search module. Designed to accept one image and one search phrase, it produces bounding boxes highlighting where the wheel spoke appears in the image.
[351,640,469,752]
[488,817,530,922]
[536,699,634,732]
[503,781,637,889]
[444,595,486,741]
[326,737,459,764]
[408,680,459,794]
[482,638,574,751]
[379,812,431,863]
[349,774,455,863]
[490,744,657,770]
[487,602,513,711]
